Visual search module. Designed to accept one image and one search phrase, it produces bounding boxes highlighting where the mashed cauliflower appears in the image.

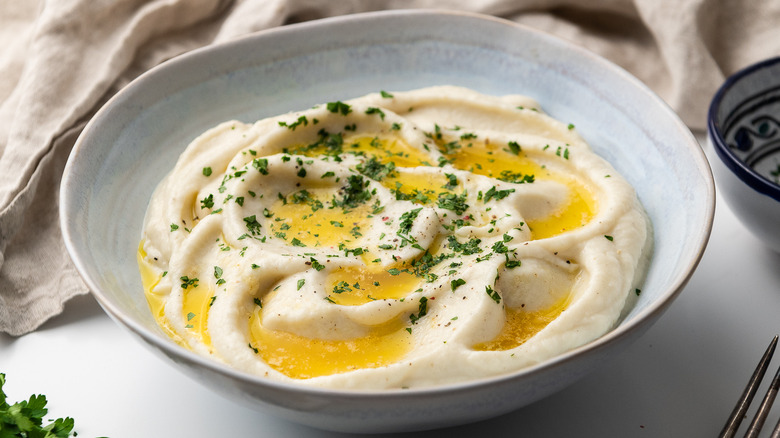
[138,86,652,389]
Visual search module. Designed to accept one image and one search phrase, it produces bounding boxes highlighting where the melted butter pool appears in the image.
[248,309,411,379]
[442,139,596,239]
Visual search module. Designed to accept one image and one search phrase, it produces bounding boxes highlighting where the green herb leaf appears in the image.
[310,257,326,271]
[180,276,199,289]
[252,158,269,175]
[0,373,76,438]
[365,107,386,120]
[483,186,515,203]
[409,296,428,324]
[200,194,214,209]
[437,191,469,215]
[326,101,352,115]
[485,285,501,303]
[451,278,466,291]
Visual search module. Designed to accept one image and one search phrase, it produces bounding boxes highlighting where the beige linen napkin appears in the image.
[1,0,778,336]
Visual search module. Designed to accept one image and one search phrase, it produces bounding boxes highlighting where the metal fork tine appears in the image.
[771,414,780,438]
[719,335,778,438]
[745,360,780,438]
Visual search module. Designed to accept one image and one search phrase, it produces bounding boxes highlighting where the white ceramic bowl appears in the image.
[708,56,780,253]
[61,10,714,433]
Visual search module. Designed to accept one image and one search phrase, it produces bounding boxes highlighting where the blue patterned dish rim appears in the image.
[708,56,780,202]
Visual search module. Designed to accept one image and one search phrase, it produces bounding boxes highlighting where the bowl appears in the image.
[60,10,714,433]
[708,56,780,253]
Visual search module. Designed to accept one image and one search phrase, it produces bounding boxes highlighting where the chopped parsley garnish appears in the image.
[491,240,509,254]
[398,208,422,235]
[297,279,305,290]
[444,173,458,189]
[202,167,212,176]
[605,235,614,241]
[447,235,482,255]
[332,281,352,294]
[409,296,428,324]
[180,276,199,289]
[278,115,308,130]
[451,278,466,291]
[507,141,521,155]
[200,194,214,209]
[290,189,324,211]
[310,257,326,271]
[504,252,521,269]
[437,191,469,215]
[333,175,372,209]
[498,170,535,184]
[380,90,394,98]
[356,156,396,181]
[485,285,501,303]
[252,158,269,175]
[170,223,179,231]
[326,101,352,115]
[483,186,515,203]
[365,107,386,120]
[243,215,262,236]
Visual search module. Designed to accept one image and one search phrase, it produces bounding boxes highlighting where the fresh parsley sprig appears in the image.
[0,373,78,437]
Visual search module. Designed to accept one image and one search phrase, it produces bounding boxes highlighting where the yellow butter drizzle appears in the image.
[325,265,422,305]
[473,294,571,351]
[288,135,433,168]
[442,140,596,239]
[344,136,434,168]
[137,242,187,347]
[248,309,411,379]
[267,188,372,248]
[526,183,595,240]
[382,169,451,205]
[180,278,213,348]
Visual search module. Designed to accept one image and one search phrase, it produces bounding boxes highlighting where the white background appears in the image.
[3,135,780,437]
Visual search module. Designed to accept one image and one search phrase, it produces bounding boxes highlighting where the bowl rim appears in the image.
[708,55,780,202]
[61,8,715,399]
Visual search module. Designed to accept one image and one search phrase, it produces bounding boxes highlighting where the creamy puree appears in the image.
[139,86,652,389]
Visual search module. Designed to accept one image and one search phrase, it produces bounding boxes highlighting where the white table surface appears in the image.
[3,133,780,437]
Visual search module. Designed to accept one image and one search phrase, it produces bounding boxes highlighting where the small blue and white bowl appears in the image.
[709,56,780,252]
